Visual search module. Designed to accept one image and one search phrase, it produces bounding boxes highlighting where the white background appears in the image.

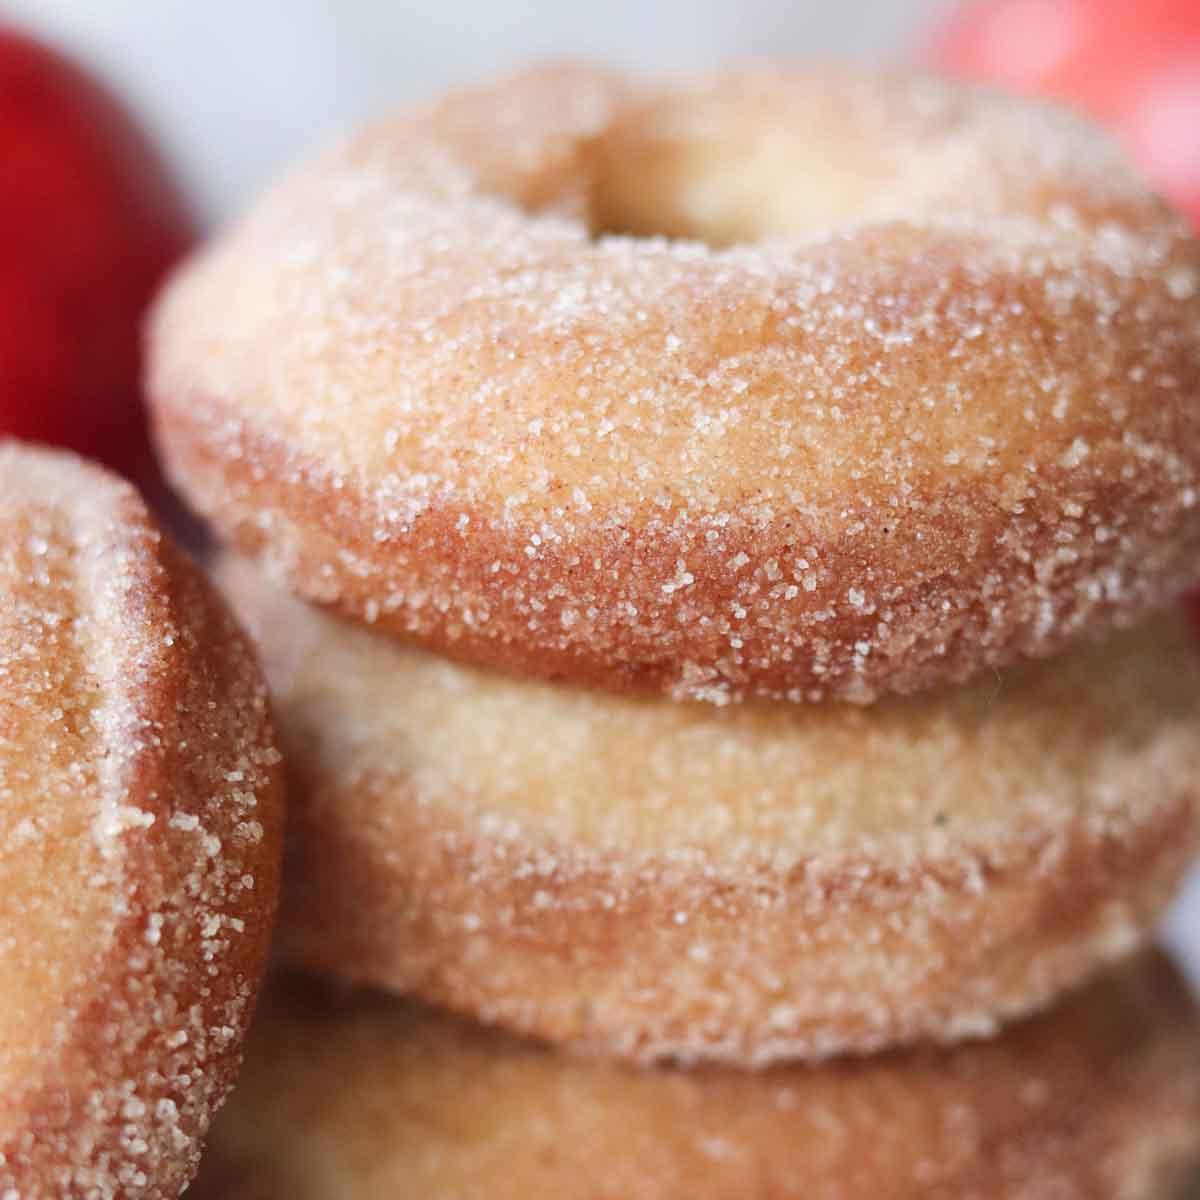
[7,0,1197,972]
[7,0,953,218]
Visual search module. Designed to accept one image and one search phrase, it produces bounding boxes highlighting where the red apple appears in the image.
[0,26,193,477]
[927,0,1200,227]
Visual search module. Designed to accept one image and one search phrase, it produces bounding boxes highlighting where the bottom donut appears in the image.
[192,952,1200,1200]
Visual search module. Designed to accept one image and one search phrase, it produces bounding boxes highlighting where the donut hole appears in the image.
[583,121,871,247]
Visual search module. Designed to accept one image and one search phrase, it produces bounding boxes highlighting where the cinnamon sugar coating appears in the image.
[0,445,284,1198]
[221,558,1200,1064]
[192,953,1200,1199]
[150,63,1200,703]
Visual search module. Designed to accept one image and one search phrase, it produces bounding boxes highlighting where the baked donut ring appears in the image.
[220,557,1200,1064]
[0,446,284,1198]
[150,63,1200,704]
[191,952,1200,1200]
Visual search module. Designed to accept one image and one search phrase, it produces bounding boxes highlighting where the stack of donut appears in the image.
[148,64,1200,1196]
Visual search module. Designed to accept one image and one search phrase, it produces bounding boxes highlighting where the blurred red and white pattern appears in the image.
[6,0,949,218]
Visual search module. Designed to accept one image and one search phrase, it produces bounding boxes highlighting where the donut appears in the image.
[218,556,1200,1064]
[190,952,1200,1200]
[0,445,284,1197]
[148,63,1200,705]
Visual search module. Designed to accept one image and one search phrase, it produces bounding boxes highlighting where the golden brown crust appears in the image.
[191,953,1200,1200]
[221,559,1200,1064]
[0,444,284,1198]
[149,63,1200,704]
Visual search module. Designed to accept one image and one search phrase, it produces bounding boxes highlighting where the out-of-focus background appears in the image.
[6,0,952,218]
[3,0,1198,971]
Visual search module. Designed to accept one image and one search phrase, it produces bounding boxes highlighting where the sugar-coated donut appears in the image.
[150,63,1200,705]
[191,953,1200,1200]
[0,446,284,1198]
[220,557,1200,1064]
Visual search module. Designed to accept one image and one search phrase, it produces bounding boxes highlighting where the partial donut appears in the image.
[0,445,284,1198]
[191,952,1200,1200]
[220,557,1200,1064]
[149,63,1200,704]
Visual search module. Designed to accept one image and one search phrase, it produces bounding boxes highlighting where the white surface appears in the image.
[7,0,1198,974]
[1168,867,1200,984]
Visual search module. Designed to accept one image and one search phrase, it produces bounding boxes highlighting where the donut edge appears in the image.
[151,390,1200,707]
[273,760,1197,1065]
[0,460,285,1198]
[191,953,1200,1200]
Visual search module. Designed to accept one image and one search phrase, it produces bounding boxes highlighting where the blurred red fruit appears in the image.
[0,26,193,478]
[927,0,1200,227]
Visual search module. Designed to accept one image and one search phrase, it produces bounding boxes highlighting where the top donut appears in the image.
[148,63,1200,704]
